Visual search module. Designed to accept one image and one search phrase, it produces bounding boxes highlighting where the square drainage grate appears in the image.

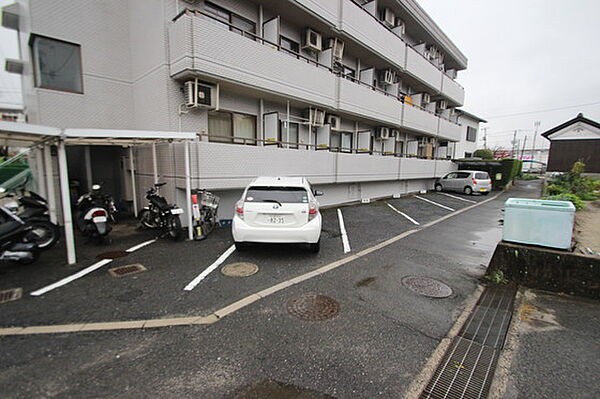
[108,264,147,278]
[0,288,22,304]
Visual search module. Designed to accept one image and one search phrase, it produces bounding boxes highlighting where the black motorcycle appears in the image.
[0,183,59,250]
[0,206,40,264]
[138,182,183,241]
[75,183,113,243]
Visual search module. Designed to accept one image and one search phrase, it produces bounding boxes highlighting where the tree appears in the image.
[473,149,494,160]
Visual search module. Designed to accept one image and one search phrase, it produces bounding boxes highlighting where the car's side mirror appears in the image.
[314,190,324,196]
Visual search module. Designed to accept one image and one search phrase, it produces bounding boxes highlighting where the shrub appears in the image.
[578,192,599,201]
[544,193,585,210]
[544,184,568,196]
[519,174,539,180]
[473,149,494,160]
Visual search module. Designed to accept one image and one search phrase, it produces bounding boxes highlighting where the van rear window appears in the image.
[475,172,489,179]
[246,186,309,203]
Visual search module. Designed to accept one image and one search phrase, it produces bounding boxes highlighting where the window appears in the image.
[208,111,256,145]
[280,121,299,149]
[280,36,300,54]
[475,172,490,179]
[342,65,356,80]
[466,126,477,142]
[464,152,473,158]
[331,131,353,152]
[245,186,309,204]
[456,172,471,178]
[395,140,404,156]
[205,2,255,35]
[31,35,82,93]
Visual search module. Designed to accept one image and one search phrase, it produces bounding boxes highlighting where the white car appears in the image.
[232,176,323,252]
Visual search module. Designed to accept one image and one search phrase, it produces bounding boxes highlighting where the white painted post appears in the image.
[129,146,138,217]
[152,142,158,184]
[57,140,76,265]
[35,148,46,197]
[184,140,193,240]
[84,145,93,190]
[43,144,57,224]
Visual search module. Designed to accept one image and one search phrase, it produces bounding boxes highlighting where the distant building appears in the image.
[542,113,600,173]
[453,110,487,159]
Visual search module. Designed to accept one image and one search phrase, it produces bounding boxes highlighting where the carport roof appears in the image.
[0,121,198,146]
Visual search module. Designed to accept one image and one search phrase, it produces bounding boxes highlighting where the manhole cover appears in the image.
[0,288,22,304]
[221,262,259,277]
[286,293,340,321]
[402,276,452,298]
[97,250,129,260]
[108,263,147,277]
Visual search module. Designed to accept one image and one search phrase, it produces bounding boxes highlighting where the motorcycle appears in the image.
[138,182,183,241]
[0,205,40,264]
[0,182,60,250]
[75,183,113,243]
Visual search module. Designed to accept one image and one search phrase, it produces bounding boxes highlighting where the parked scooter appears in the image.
[138,182,183,241]
[75,183,113,243]
[0,183,59,250]
[0,205,40,264]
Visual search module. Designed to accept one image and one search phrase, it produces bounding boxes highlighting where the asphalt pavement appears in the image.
[0,182,545,398]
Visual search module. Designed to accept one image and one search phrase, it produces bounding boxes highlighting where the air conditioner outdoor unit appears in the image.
[438,100,448,110]
[394,19,406,35]
[389,129,398,138]
[421,93,431,105]
[306,107,325,126]
[302,28,322,52]
[4,59,23,75]
[382,8,395,27]
[380,69,396,86]
[328,38,344,61]
[393,129,403,141]
[326,114,341,131]
[184,80,216,108]
[182,0,201,4]
[375,127,390,140]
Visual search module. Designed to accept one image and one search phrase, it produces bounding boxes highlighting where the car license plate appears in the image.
[170,208,184,215]
[480,188,486,192]
[93,216,107,223]
[268,216,285,224]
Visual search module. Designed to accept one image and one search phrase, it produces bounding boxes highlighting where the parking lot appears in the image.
[0,190,495,330]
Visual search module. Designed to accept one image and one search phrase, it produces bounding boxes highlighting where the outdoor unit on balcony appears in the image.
[438,100,448,110]
[184,80,216,109]
[306,107,325,127]
[380,69,396,86]
[328,38,344,61]
[421,93,431,105]
[393,129,403,141]
[326,114,341,131]
[375,127,390,140]
[394,19,406,35]
[302,28,322,52]
[381,8,395,27]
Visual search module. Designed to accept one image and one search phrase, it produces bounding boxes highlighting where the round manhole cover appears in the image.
[402,276,453,298]
[286,294,340,321]
[96,250,129,260]
[221,262,259,277]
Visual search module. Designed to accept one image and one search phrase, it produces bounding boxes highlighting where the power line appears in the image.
[484,100,600,119]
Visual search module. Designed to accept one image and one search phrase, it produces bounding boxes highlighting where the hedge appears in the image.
[456,158,523,189]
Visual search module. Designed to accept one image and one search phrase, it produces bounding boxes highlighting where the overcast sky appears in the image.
[1,0,600,150]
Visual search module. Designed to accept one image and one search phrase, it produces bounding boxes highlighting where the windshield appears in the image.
[245,186,309,203]
[475,172,490,179]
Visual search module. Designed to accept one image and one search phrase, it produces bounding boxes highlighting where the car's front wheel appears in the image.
[464,186,473,195]
[434,183,443,192]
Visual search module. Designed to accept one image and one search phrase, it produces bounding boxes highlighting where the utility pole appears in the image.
[520,136,527,159]
[531,120,540,161]
[512,130,517,158]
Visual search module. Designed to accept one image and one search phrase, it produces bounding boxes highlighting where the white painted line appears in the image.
[184,245,236,291]
[415,195,455,212]
[386,202,420,225]
[337,208,351,253]
[438,192,476,203]
[126,239,157,252]
[30,259,113,296]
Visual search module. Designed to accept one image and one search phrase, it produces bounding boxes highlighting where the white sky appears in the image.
[1,0,600,150]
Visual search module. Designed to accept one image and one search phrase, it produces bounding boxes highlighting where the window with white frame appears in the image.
[208,111,256,145]
[31,35,83,93]
[466,126,477,142]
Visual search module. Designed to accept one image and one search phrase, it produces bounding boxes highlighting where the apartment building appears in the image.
[3,0,482,218]
[453,110,487,158]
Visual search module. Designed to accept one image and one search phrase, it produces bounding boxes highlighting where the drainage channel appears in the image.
[420,284,517,399]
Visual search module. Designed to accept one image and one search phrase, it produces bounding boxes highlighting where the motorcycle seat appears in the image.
[18,207,46,219]
[0,220,24,237]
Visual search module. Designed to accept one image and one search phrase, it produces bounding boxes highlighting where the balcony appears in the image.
[337,77,402,126]
[291,0,338,27]
[441,74,465,106]
[437,117,462,142]
[399,157,437,179]
[336,152,400,183]
[168,13,337,108]
[340,0,407,71]
[402,104,439,136]
[405,46,443,92]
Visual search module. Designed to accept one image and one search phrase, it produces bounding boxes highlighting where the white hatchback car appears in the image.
[232,176,323,252]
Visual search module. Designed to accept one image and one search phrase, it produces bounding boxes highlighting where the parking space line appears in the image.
[386,202,420,225]
[30,239,158,297]
[438,192,476,204]
[183,245,236,291]
[415,195,455,211]
[337,209,351,253]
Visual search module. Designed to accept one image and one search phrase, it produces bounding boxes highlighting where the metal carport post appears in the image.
[56,138,76,264]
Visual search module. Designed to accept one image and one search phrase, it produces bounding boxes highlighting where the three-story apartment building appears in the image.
[3,0,483,218]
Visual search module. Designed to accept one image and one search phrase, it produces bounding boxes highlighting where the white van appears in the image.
[232,177,323,252]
